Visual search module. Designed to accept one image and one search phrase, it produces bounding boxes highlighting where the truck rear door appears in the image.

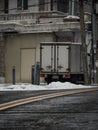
[56,45,69,72]
[40,44,69,73]
[41,45,54,72]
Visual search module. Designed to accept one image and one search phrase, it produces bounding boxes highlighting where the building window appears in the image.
[23,0,28,10]
[39,0,45,11]
[57,0,69,13]
[17,0,22,10]
[69,0,79,15]
[4,0,8,13]
[50,0,53,11]
[17,0,28,10]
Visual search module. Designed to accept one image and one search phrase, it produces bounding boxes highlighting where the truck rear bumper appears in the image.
[41,73,84,84]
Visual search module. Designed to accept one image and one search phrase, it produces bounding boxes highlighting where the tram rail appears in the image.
[0,87,98,111]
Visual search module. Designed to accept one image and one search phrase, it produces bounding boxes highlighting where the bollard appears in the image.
[36,62,40,85]
[31,65,35,84]
[12,66,15,85]
[31,62,40,85]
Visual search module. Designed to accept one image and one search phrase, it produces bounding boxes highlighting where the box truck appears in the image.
[40,42,84,84]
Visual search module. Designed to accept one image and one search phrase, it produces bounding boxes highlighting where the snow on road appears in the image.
[0,82,97,91]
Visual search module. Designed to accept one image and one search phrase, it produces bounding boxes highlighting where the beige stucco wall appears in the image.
[5,33,55,83]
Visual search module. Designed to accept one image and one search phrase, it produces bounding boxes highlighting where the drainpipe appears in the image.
[69,0,72,15]
[91,0,97,84]
[69,0,75,15]
[79,0,89,84]
[72,0,75,16]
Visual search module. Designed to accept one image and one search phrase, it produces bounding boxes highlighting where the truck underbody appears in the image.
[41,73,84,84]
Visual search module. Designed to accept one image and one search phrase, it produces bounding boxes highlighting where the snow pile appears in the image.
[64,15,80,19]
[46,82,95,90]
[0,82,96,91]
[0,83,45,91]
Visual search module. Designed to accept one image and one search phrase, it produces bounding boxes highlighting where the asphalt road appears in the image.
[0,90,98,130]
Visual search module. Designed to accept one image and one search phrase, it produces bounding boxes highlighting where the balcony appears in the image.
[0,21,80,34]
[0,10,91,33]
[0,11,81,34]
[0,11,66,21]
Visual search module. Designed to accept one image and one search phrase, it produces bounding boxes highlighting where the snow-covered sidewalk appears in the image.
[0,82,97,91]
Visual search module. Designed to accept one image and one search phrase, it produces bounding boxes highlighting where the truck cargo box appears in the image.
[40,42,84,84]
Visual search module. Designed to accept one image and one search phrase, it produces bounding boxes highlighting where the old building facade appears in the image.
[0,0,93,83]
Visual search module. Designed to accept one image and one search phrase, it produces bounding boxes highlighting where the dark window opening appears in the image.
[17,0,28,10]
[23,0,28,10]
[39,0,45,11]
[4,0,8,13]
[57,0,69,13]
[17,0,22,10]
[51,0,53,11]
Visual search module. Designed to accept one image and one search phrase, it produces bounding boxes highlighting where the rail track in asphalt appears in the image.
[0,87,98,111]
[0,88,98,130]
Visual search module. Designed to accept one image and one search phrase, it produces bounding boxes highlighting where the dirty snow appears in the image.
[64,15,80,19]
[0,82,97,91]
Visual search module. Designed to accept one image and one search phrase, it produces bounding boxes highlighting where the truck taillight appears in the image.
[63,74,70,79]
[40,73,45,77]
[40,73,47,78]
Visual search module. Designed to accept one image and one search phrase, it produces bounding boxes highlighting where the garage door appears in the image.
[20,48,36,82]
